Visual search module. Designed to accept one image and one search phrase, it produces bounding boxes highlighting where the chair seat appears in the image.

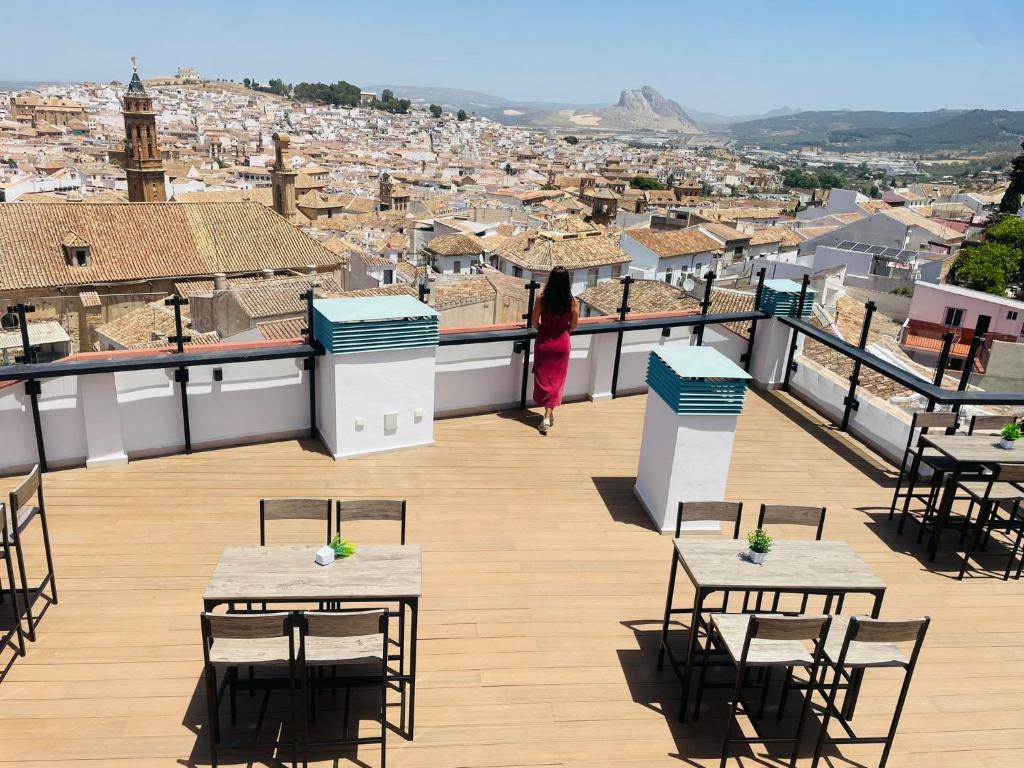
[956,481,1024,502]
[824,617,907,668]
[208,636,291,666]
[304,633,385,667]
[710,614,814,668]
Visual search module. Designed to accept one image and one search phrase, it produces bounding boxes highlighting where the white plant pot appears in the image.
[748,550,768,564]
[1000,438,1017,450]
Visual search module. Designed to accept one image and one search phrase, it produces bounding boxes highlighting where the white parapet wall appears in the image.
[789,355,912,465]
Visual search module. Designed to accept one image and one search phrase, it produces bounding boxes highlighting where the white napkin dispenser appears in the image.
[315,545,336,566]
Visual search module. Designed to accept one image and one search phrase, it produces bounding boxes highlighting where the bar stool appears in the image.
[695,613,831,768]
[0,502,27,656]
[890,412,959,534]
[812,616,930,768]
[6,464,58,643]
[956,464,1024,580]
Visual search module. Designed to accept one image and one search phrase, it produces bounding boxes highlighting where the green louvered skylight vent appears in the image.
[646,346,751,416]
[760,279,815,318]
[313,296,439,354]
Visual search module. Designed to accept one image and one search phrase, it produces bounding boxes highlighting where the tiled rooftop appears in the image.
[1,390,1020,766]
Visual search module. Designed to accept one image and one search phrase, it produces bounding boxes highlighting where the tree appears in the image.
[243,78,251,89]
[630,176,666,190]
[429,104,443,119]
[988,216,1024,249]
[700,181,713,197]
[666,173,676,189]
[381,89,394,103]
[457,109,468,121]
[951,242,1021,296]
[503,162,513,176]
[563,135,579,145]
[999,141,1024,214]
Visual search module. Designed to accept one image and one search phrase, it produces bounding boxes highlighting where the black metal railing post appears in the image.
[609,275,633,399]
[165,296,192,454]
[742,268,767,371]
[9,303,47,471]
[925,332,955,412]
[301,289,318,438]
[782,274,811,391]
[519,280,540,410]
[694,271,716,346]
[949,314,990,432]
[840,301,876,431]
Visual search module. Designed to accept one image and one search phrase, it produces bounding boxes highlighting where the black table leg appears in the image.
[929,466,962,561]
[407,597,418,739]
[678,586,706,722]
[657,553,679,670]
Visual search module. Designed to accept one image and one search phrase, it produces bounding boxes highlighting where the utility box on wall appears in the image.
[314,296,439,459]
[634,346,750,532]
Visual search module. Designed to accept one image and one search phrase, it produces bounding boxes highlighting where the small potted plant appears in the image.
[330,533,357,558]
[999,422,1022,450]
[747,528,773,564]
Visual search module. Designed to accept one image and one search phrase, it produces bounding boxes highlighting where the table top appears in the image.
[674,539,885,593]
[204,544,422,604]
[920,433,1024,464]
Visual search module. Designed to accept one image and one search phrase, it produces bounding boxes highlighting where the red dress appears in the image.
[533,305,572,407]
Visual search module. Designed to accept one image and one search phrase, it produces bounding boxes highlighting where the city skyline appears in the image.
[4,0,1023,114]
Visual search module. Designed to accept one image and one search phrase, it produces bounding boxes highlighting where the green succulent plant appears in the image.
[747,528,773,554]
[329,533,357,558]
[1001,422,1022,441]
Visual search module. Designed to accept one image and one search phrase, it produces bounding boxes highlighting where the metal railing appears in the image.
[4,270,1023,475]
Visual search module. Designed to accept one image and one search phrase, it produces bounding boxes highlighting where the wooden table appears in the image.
[919,434,1024,560]
[657,539,886,721]
[204,544,422,737]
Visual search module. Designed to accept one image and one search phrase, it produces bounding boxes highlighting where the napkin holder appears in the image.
[315,545,336,566]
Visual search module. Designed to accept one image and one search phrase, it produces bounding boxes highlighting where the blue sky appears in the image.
[5,0,1022,114]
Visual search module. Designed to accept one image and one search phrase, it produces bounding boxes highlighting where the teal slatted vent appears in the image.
[313,296,439,354]
[760,279,815,318]
[646,346,751,415]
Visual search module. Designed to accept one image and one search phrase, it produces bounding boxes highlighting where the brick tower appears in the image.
[122,57,166,202]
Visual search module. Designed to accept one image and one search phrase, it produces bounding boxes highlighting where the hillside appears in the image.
[529,86,701,133]
[728,109,1024,152]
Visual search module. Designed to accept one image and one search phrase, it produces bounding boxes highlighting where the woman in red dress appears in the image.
[531,266,579,434]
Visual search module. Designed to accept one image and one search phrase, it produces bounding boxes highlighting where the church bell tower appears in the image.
[122,57,166,202]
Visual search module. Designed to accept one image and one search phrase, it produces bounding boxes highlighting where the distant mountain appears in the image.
[728,109,1024,152]
[688,106,801,126]
[527,86,701,133]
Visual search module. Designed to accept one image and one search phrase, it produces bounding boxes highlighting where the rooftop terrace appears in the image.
[2,389,1021,767]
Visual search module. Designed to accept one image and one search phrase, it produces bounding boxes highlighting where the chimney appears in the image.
[526,235,537,251]
[213,272,227,291]
[262,268,274,280]
[304,264,316,276]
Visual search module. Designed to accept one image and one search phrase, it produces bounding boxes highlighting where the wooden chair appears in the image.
[812,616,930,768]
[695,614,831,768]
[6,465,57,642]
[658,502,743,676]
[335,500,407,545]
[200,611,299,768]
[889,412,958,531]
[0,503,26,656]
[299,610,389,768]
[968,414,1015,435]
[259,498,333,546]
[748,504,827,614]
[955,464,1024,581]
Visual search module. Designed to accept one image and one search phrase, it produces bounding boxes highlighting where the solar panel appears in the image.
[838,240,858,249]
[868,246,886,255]
[853,243,871,253]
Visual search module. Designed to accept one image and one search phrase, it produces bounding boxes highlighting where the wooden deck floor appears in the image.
[1,390,1022,767]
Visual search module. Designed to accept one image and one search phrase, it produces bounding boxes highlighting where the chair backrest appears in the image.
[911,411,957,432]
[336,500,407,544]
[749,614,830,642]
[674,501,742,539]
[259,498,332,545]
[757,504,826,540]
[200,611,294,667]
[9,464,41,514]
[969,414,1014,435]
[837,616,930,670]
[302,609,387,638]
[991,464,1024,486]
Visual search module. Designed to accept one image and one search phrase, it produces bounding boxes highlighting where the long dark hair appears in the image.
[540,266,573,315]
